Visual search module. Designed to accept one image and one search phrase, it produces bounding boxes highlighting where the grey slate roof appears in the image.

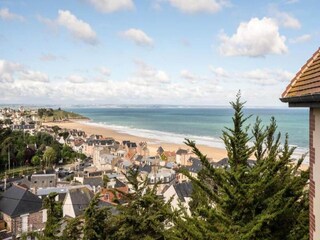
[114,178,126,188]
[0,185,42,218]
[135,155,143,162]
[212,158,229,168]
[173,182,192,202]
[138,164,152,173]
[176,149,188,155]
[68,187,94,217]
[212,158,256,168]
[83,177,103,187]
[186,158,202,173]
[157,146,164,155]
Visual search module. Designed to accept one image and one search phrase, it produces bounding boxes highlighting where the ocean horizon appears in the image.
[66,107,309,161]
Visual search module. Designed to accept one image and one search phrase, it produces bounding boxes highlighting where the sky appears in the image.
[0,0,319,107]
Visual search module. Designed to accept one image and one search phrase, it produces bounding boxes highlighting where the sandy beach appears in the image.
[43,120,309,170]
[44,120,228,162]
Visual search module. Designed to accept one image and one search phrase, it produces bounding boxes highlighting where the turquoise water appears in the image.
[66,107,309,152]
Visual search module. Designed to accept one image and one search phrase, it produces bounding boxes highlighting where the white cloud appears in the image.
[132,60,170,85]
[20,70,49,82]
[86,0,134,13]
[180,69,216,84]
[219,17,288,57]
[209,66,229,78]
[240,69,293,85]
[39,10,98,45]
[290,34,311,44]
[99,66,111,76]
[0,60,23,82]
[0,8,24,21]
[67,75,87,83]
[272,9,301,29]
[165,0,228,14]
[0,59,50,83]
[180,70,197,82]
[56,10,98,45]
[40,53,65,62]
[121,28,153,46]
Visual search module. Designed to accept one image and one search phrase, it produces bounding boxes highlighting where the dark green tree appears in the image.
[43,192,63,239]
[182,93,309,240]
[61,217,82,240]
[83,194,110,240]
[106,167,177,240]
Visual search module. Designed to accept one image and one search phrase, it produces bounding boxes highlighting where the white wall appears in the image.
[63,193,75,218]
[313,109,320,239]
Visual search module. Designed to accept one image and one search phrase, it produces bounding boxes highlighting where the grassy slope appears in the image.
[41,109,89,122]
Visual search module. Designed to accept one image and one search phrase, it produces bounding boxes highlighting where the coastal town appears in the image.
[0,107,232,239]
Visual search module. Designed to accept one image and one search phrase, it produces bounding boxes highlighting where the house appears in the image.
[280,47,320,239]
[30,174,57,189]
[100,178,128,203]
[162,151,176,162]
[147,168,176,194]
[163,182,193,215]
[176,149,190,165]
[177,157,202,183]
[36,187,68,202]
[63,186,94,218]
[0,185,46,237]
[73,176,103,192]
[137,142,149,157]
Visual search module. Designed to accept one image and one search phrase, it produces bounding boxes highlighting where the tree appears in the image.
[181,93,309,240]
[83,194,110,240]
[61,217,82,240]
[31,155,41,166]
[52,125,61,135]
[43,192,63,239]
[43,147,57,168]
[107,167,177,240]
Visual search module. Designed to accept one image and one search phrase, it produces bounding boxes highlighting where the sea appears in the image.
[66,107,309,162]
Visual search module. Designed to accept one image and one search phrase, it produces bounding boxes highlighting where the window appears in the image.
[105,194,109,201]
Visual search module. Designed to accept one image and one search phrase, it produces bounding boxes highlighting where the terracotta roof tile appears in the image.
[282,47,320,99]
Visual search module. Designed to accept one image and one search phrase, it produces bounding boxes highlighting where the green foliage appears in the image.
[43,192,63,239]
[31,155,41,166]
[59,131,69,140]
[43,147,57,168]
[38,108,88,121]
[61,217,82,240]
[83,194,110,240]
[107,167,177,240]
[182,93,309,240]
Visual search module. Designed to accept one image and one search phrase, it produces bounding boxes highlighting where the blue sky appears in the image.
[0,0,319,106]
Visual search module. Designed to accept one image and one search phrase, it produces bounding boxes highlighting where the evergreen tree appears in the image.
[61,217,82,240]
[83,194,110,240]
[182,93,309,240]
[107,167,177,240]
[43,192,63,239]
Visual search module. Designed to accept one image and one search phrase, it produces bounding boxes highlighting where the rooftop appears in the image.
[281,47,320,106]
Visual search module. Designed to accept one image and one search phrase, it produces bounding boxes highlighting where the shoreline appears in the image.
[43,120,309,170]
[43,120,228,162]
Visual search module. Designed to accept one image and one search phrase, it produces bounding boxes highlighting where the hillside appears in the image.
[38,108,89,122]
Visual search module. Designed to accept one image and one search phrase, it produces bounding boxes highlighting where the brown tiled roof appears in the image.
[282,48,320,99]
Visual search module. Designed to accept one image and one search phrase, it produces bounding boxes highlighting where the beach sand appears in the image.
[43,120,309,170]
[43,121,228,162]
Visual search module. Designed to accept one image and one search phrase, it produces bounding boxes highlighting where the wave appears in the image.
[80,121,226,148]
